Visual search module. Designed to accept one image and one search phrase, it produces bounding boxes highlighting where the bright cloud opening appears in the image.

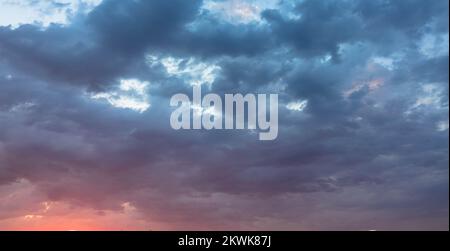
[202,0,280,24]
[91,79,150,113]
[149,56,220,87]
[413,84,444,109]
[419,33,449,59]
[0,0,102,28]
[437,120,449,132]
[372,57,395,71]
[286,100,308,112]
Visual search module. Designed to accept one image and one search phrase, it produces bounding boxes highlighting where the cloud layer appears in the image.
[0,0,448,230]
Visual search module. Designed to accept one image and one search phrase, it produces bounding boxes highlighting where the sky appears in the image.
[0,0,448,230]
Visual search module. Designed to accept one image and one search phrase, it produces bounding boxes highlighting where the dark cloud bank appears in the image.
[0,0,448,230]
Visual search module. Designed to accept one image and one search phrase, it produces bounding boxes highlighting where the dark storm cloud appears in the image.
[262,0,363,59]
[0,0,272,90]
[263,0,449,58]
[0,0,448,230]
[0,24,131,90]
[87,0,202,53]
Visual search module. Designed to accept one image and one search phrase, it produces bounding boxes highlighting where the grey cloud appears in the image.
[0,0,448,230]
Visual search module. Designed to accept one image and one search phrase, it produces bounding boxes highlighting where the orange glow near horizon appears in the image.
[0,180,163,231]
[0,209,162,231]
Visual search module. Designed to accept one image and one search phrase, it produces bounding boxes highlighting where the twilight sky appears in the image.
[0,0,448,230]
